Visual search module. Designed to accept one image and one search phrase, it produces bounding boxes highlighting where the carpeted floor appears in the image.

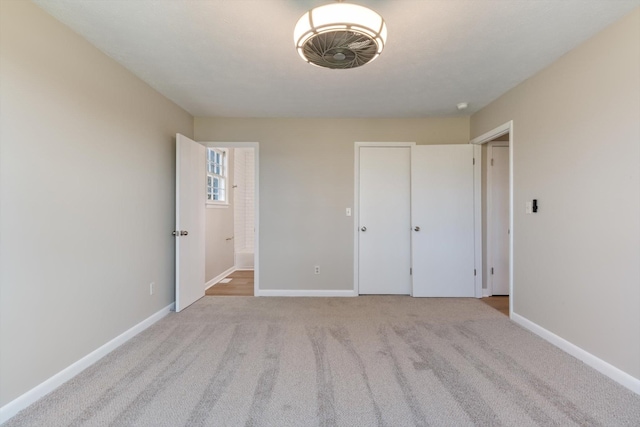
[6,297,640,426]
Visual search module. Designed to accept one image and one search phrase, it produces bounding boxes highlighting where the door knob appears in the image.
[180,230,189,236]
[414,226,420,232]
[361,226,367,232]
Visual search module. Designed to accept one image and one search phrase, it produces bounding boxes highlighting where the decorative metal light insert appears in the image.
[294,2,387,69]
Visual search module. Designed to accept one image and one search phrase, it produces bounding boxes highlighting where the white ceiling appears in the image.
[33,0,639,118]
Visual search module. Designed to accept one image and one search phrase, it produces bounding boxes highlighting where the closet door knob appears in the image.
[414,226,420,232]
[361,226,367,232]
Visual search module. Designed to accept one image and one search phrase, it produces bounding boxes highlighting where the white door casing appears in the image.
[470,120,514,316]
[358,146,412,294]
[411,145,476,297]
[489,145,510,295]
[175,134,206,312]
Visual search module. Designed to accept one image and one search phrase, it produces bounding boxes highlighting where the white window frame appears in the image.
[206,148,228,207]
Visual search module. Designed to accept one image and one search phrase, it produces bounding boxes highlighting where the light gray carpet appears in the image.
[5,297,640,426]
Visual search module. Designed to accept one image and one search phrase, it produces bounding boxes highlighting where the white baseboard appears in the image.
[256,289,357,297]
[0,303,174,424]
[204,266,236,290]
[511,312,640,395]
[235,267,254,271]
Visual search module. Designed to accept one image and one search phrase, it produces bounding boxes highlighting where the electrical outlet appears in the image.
[150,282,154,295]
[346,208,351,217]
[314,266,320,275]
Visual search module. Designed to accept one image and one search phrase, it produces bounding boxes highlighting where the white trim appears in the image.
[353,142,416,296]
[469,121,514,317]
[205,203,229,209]
[0,303,174,424]
[256,289,357,297]
[204,266,237,290]
[473,144,483,298]
[512,313,640,395]
[203,142,259,297]
[470,122,511,145]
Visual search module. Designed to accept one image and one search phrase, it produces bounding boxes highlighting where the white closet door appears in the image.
[411,145,475,297]
[175,134,206,312]
[358,146,411,294]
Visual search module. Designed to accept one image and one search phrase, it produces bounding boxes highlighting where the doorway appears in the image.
[470,121,513,317]
[487,142,509,295]
[174,136,259,312]
[203,144,258,296]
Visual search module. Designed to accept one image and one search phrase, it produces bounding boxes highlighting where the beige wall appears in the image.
[471,8,640,378]
[205,150,236,282]
[0,1,193,406]
[195,117,470,291]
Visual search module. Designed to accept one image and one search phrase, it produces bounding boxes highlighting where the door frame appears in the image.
[470,121,514,317]
[486,141,509,296]
[353,142,415,295]
[203,141,260,296]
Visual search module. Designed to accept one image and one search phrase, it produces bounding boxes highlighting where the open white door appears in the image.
[411,145,475,297]
[175,134,206,312]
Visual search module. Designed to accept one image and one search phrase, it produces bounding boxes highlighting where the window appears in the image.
[206,148,227,204]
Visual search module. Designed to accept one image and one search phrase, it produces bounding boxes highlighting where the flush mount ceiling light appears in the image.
[294,1,387,69]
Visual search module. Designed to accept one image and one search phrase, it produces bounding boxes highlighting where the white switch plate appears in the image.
[525,201,532,214]
[346,208,351,216]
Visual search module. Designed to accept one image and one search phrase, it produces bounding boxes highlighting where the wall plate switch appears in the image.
[150,282,154,295]
[525,201,532,214]
[346,208,351,217]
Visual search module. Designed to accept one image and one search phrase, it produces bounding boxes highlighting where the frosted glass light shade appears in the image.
[294,2,387,69]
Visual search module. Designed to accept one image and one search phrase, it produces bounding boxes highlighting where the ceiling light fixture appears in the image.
[294,1,387,69]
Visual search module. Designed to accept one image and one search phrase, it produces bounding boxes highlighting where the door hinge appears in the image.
[491,158,494,166]
[473,158,475,165]
[491,267,494,275]
[474,269,476,276]
[410,268,412,275]
[172,230,179,236]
